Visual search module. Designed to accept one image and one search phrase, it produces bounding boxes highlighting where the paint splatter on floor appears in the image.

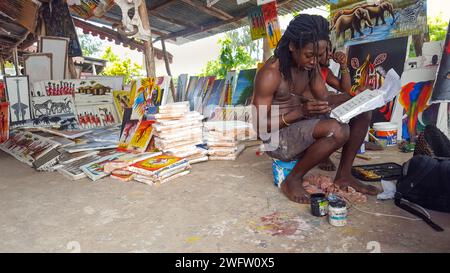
[248,212,312,237]
[186,236,201,243]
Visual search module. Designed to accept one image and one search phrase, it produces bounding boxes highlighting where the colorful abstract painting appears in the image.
[248,6,266,40]
[261,1,281,49]
[331,0,427,48]
[399,81,435,141]
[232,69,257,106]
[131,78,161,120]
[431,21,450,103]
[347,37,408,124]
[0,102,9,143]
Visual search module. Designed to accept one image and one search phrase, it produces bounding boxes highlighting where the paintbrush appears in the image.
[368,131,383,147]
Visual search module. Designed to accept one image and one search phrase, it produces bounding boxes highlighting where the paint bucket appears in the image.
[328,195,347,227]
[310,193,329,217]
[373,122,398,147]
[271,158,298,188]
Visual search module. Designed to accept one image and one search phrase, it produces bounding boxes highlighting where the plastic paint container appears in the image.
[373,122,398,147]
[328,197,348,227]
[271,158,298,187]
[310,193,329,217]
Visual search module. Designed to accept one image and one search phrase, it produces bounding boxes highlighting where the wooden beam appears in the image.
[138,0,156,77]
[97,15,171,39]
[180,0,233,20]
[161,39,176,103]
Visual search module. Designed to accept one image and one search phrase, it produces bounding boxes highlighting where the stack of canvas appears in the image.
[205,120,257,160]
[103,151,162,182]
[128,155,191,185]
[153,102,207,164]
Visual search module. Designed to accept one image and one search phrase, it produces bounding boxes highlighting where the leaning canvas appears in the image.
[4,76,32,126]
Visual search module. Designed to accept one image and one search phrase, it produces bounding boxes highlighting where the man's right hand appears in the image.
[301,100,331,117]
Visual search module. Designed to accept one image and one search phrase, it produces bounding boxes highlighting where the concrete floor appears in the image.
[1,146,449,253]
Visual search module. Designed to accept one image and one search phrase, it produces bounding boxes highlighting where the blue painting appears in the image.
[231,69,257,106]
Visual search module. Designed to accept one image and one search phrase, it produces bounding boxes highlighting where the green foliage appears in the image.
[201,27,259,79]
[77,28,103,57]
[428,14,448,42]
[409,14,448,57]
[100,46,143,84]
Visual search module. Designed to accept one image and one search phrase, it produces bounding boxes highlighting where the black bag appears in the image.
[395,155,450,232]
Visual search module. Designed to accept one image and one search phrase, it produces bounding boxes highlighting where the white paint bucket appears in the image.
[373,122,398,147]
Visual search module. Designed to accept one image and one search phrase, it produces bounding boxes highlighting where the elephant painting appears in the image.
[332,7,374,43]
[361,0,395,32]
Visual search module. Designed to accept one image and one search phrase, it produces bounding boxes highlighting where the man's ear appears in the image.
[288,42,295,52]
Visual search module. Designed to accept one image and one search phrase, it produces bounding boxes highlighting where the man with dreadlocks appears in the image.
[253,14,378,204]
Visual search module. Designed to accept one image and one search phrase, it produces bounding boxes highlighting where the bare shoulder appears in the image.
[254,58,282,95]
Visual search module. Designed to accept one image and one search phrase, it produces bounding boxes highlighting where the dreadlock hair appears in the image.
[274,14,330,83]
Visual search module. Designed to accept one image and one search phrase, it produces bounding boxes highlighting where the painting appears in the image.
[398,81,435,140]
[220,71,238,106]
[31,95,75,118]
[261,1,281,49]
[128,120,155,153]
[347,37,408,123]
[248,6,266,40]
[189,77,207,112]
[131,77,170,120]
[177,74,189,102]
[118,120,140,151]
[0,81,6,102]
[0,102,9,143]
[4,76,32,126]
[86,76,124,91]
[40,36,69,80]
[185,76,199,104]
[113,90,131,121]
[24,54,53,91]
[431,22,450,103]
[80,153,125,181]
[76,104,118,129]
[232,69,257,106]
[330,0,427,48]
[203,79,225,119]
[41,0,82,57]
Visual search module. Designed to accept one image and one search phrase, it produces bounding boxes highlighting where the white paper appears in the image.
[330,69,401,123]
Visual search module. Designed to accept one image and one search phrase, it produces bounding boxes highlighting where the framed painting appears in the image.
[4,76,32,125]
[40,36,69,80]
[24,53,53,95]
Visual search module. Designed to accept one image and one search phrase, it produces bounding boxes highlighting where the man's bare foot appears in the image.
[280,176,310,204]
[319,157,336,171]
[334,175,379,195]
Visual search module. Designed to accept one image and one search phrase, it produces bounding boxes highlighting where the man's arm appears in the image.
[326,51,352,94]
[254,64,333,134]
[310,66,351,106]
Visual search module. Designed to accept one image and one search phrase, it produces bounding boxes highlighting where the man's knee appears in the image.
[329,121,350,144]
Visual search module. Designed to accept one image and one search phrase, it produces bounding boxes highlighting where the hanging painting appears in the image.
[40,37,69,80]
[330,0,427,49]
[248,6,266,40]
[261,1,281,49]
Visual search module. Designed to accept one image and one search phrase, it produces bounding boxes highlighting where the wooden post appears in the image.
[68,57,78,79]
[262,37,272,62]
[161,39,176,102]
[12,47,20,75]
[138,0,156,78]
[0,57,5,76]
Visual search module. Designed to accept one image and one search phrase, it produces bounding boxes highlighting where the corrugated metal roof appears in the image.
[76,0,329,45]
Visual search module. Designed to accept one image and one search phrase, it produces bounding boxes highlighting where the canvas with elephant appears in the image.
[330,0,427,49]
